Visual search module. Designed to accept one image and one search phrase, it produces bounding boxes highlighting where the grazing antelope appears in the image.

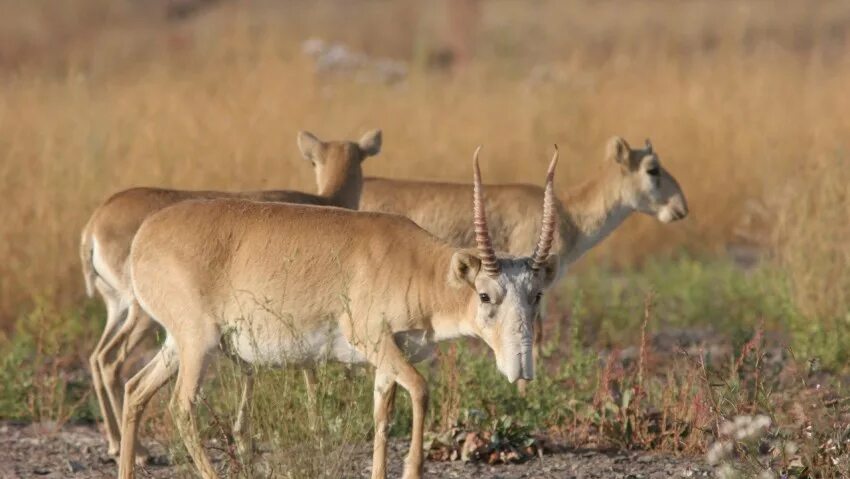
[117,147,560,479]
[80,129,381,461]
[360,136,688,375]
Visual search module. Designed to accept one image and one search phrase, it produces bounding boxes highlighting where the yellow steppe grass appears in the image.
[0,0,848,324]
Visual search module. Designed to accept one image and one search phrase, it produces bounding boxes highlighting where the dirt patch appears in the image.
[0,421,714,478]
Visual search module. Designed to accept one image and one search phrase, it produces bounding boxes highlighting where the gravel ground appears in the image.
[0,421,714,478]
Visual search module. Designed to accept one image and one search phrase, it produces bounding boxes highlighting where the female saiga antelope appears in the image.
[80,129,381,460]
[117,147,560,479]
[361,136,688,369]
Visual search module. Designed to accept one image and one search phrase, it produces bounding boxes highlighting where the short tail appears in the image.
[80,217,97,297]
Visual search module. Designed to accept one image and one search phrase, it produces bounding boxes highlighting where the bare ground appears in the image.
[0,421,714,479]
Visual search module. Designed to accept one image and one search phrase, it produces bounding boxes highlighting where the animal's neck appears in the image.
[559,171,633,264]
[318,169,362,209]
[414,247,477,343]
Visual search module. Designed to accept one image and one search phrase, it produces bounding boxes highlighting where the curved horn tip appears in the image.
[645,138,653,151]
[548,145,559,174]
[472,145,484,181]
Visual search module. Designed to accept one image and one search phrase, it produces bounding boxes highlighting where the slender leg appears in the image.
[302,368,319,431]
[117,344,179,479]
[232,369,255,459]
[397,370,428,479]
[171,344,219,479]
[99,302,158,460]
[370,370,397,479]
[89,293,126,456]
[362,340,428,479]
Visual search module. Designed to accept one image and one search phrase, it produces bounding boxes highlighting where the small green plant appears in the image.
[425,409,539,464]
[1,258,848,478]
[0,299,100,423]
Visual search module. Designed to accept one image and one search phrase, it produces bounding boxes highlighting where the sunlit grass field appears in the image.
[1,1,849,477]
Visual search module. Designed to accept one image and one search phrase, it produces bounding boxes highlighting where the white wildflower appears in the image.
[717,463,739,479]
[752,415,771,432]
[719,419,736,437]
[707,440,734,465]
[784,441,798,455]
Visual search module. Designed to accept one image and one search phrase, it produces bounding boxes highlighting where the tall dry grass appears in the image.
[775,152,850,363]
[1,0,849,324]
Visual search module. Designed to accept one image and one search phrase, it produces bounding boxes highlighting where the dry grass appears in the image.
[1,0,849,324]
[774,151,850,365]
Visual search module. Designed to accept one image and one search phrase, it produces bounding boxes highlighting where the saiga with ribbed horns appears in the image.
[116,146,560,479]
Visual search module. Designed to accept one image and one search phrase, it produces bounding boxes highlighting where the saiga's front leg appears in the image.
[365,339,429,479]
[371,369,397,479]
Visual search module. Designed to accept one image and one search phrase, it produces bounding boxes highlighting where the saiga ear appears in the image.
[297,131,323,162]
[448,250,481,289]
[358,129,382,158]
[605,136,633,168]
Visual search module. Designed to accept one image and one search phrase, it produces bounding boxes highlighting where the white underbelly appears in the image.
[226,323,367,367]
[223,316,437,368]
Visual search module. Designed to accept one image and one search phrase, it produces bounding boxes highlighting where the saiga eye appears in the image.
[479,293,491,303]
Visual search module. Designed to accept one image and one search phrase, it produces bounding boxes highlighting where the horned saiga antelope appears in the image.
[80,129,381,461]
[117,147,560,479]
[361,136,688,369]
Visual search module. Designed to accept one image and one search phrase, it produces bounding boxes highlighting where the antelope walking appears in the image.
[361,136,688,370]
[80,130,381,461]
[117,147,560,479]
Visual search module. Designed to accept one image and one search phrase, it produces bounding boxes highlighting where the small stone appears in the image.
[66,460,85,473]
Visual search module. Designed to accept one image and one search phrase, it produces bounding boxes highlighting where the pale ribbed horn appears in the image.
[531,145,559,271]
[472,146,500,277]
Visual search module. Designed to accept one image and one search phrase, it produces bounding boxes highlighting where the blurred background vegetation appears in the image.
[0,1,848,475]
[0,0,846,326]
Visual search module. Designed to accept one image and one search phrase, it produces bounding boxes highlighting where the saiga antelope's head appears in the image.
[450,147,560,383]
[607,136,689,223]
[297,129,382,197]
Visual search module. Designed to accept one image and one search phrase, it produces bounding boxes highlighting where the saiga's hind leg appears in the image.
[117,342,179,479]
[171,339,220,479]
[98,301,158,461]
[88,284,126,456]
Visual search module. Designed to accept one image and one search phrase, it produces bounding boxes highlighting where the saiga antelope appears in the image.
[80,129,381,461]
[361,136,688,375]
[117,147,560,479]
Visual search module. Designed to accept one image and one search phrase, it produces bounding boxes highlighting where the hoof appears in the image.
[134,445,151,467]
[107,444,121,457]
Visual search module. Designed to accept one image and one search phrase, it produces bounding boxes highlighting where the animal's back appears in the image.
[129,198,446,364]
[362,177,557,257]
[81,186,329,294]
